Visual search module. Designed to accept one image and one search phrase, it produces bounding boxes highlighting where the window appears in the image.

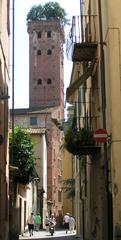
[37,49,41,55]
[58,191,62,202]
[58,175,62,184]
[5,182,8,220]
[37,79,42,85]
[54,178,56,187]
[38,32,41,38]
[58,159,62,170]
[24,201,26,228]
[47,78,52,84]
[7,0,10,35]
[47,31,51,38]
[30,117,37,126]
[47,49,52,55]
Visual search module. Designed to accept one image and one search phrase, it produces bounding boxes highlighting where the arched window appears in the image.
[47,78,52,84]
[37,79,42,85]
[47,49,52,55]
[37,49,41,55]
[38,32,41,38]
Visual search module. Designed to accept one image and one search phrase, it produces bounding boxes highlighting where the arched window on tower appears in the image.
[47,78,52,84]
[47,31,51,38]
[37,79,42,85]
[38,32,41,38]
[37,49,41,55]
[47,49,52,55]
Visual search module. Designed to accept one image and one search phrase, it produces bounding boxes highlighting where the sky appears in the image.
[10,0,80,109]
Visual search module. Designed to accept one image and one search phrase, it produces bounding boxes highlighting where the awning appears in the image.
[66,60,97,101]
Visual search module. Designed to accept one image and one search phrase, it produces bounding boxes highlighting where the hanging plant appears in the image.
[64,127,99,155]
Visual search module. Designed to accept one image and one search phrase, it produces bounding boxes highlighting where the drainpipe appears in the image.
[11,0,15,167]
[9,1,16,239]
[98,1,113,240]
[79,1,85,239]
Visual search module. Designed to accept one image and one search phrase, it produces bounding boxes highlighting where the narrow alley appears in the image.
[2,1,121,240]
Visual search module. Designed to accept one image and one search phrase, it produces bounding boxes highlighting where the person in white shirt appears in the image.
[49,214,56,225]
[27,212,35,236]
[69,215,75,233]
[63,213,70,234]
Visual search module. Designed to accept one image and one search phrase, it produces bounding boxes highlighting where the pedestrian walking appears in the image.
[49,213,56,235]
[63,213,70,234]
[69,215,75,233]
[34,212,41,231]
[27,212,35,236]
[49,214,56,225]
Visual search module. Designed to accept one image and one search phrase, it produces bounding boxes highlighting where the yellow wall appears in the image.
[62,149,75,216]
[103,0,121,234]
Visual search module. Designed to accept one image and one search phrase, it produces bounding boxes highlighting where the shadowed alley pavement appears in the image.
[19,229,82,240]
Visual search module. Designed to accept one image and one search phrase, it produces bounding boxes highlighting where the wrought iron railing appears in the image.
[66,15,97,60]
[69,86,100,131]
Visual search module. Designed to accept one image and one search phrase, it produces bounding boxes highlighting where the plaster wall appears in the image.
[104,0,121,236]
[0,1,10,240]
[63,149,74,216]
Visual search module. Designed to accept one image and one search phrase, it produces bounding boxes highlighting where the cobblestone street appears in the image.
[19,229,82,240]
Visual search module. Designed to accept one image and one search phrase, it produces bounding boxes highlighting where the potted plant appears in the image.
[64,127,100,155]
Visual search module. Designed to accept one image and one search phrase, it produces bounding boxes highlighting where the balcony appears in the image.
[64,126,100,156]
[66,15,97,62]
[72,42,97,62]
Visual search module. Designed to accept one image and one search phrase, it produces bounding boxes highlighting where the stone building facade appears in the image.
[28,19,64,114]
[66,0,121,240]
[0,1,10,240]
[27,19,64,218]
[13,105,64,222]
[10,109,48,233]
[13,18,65,223]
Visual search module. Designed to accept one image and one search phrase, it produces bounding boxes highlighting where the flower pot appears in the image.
[64,127,101,156]
[66,144,100,155]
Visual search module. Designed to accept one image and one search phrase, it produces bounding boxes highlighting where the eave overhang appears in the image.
[66,60,97,102]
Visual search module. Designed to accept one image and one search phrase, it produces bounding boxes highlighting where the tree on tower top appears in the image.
[26,1,70,26]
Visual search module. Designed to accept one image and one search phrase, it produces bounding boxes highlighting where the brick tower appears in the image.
[27,19,65,219]
[28,19,64,110]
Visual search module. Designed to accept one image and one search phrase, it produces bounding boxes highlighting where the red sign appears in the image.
[93,128,108,143]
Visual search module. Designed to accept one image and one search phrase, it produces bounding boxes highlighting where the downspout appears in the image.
[98,1,112,240]
[11,0,15,169]
[79,1,84,239]
[9,1,15,239]
[80,0,84,43]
